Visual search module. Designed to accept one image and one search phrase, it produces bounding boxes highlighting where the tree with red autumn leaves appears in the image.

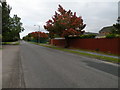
[44,5,86,47]
[23,31,48,43]
[29,31,48,39]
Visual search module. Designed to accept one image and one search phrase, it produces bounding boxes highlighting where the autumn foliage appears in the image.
[29,32,48,39]
[44,5,86,38]
[23,31,48,43]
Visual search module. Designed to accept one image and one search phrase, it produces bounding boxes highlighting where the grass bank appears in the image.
[29,41,120,64]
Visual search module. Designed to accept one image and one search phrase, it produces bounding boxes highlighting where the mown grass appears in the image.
[74,48,119,57]
[2,41,20,45]
[29,41,120,63]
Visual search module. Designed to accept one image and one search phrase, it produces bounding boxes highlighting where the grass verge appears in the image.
[71,48,119,57]
[29,41,120,64]
[2,41,20,45]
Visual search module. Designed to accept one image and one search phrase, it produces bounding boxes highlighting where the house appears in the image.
[99,26,115,35]
[83,32,98,35]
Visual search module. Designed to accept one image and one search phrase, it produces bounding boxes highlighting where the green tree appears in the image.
[2,1,12,41]
[1,1,24,41]
[9,15,24,41]
[112,23,120,34]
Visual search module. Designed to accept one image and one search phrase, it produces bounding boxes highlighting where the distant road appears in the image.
[20,41,118,88]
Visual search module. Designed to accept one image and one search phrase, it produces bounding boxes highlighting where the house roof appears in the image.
[99,26,115,33]
[84,32,98,35]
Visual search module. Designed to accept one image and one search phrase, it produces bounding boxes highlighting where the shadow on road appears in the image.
[82,60,119,77]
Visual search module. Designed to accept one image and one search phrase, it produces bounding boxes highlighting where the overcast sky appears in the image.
[7,0,119,38]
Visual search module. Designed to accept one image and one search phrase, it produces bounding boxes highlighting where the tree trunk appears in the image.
[64,37,69,48]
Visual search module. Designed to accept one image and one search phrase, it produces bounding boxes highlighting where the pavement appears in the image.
[20,41,119,88]
[2,45,25,88]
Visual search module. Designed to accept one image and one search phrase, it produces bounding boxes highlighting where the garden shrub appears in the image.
[105,34,116,38]
[80,34,96,39]
[115,34,120,38]
[68,34,96,39]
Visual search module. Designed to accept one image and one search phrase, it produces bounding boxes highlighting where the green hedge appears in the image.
[105,34,120,38]
[69,34,96,39]
[80,34,96,39]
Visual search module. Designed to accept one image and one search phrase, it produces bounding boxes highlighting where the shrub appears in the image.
[105,34,116,38]
[80,34,96,39]
[115,34,120,38]
[68,34,96,39]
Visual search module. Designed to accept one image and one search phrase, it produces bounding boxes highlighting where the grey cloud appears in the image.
[7,0,119,38]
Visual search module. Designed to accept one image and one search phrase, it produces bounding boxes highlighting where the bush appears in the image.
[115,34,120,38]
[68,34,96,39]
[106,34,116,38]
[80,34,96,39]
[68,36,81,39]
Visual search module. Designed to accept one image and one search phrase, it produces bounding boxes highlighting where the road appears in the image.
[20,41,119,88]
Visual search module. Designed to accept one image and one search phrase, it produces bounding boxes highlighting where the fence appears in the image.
[50,38,120,55]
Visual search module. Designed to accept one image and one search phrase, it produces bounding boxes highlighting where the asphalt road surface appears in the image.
[20,41,119,88]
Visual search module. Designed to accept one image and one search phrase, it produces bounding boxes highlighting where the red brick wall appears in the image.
[50,38,120,55]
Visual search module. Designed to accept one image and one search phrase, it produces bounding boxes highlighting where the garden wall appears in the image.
[50,38,120,55]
